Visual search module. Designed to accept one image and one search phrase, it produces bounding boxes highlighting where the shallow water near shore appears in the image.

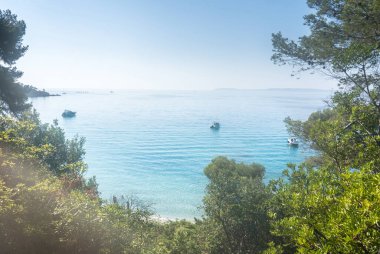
[31,89,331,219]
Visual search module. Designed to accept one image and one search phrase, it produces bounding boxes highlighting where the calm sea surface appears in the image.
[31,89,331,219]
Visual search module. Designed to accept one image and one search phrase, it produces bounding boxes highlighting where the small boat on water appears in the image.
[210,122,220,130]
[62,110,76,118]
[287,137,299,146]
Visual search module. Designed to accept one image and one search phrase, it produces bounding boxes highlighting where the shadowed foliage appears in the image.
[0,9,30,115]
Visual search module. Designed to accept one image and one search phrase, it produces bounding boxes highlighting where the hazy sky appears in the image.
[2,0,336,90]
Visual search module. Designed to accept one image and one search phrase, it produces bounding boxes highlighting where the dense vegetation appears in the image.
[0,9,29,115]
[1,1,379,253]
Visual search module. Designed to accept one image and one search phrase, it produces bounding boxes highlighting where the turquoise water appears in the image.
[31,89,331,219]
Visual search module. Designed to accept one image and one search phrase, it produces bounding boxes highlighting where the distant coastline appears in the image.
[23,85,61,98]
[214,87,333,92]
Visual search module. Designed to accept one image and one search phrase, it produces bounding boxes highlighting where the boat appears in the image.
[287,137,299,146]
[210,122,220,130]
[62,110,76,118]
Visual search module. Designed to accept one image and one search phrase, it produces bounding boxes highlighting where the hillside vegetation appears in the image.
[1,1,380,253]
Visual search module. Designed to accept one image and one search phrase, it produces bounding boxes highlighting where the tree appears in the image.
[273,0,380,171]
[272,0,380,116]
[202,156,272,254]
[268,162,380,253]
[268,1,380,252]
[0,9,29,115]
[151,220,204,254]
[0,111,87,176]
[272,0,380,169]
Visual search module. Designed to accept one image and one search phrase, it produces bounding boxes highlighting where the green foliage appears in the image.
[202,156,272,254]
[274,0,380,171]
[0,9,30,115]
[2,3,380,253]
[284,103,380,172]
[276,101,380,254]
[0,113,160,253]
[269,162,380,253]
[151,220,205,254]
[0,10,28,65]
[272,2,380,253]
[0,111,87,176]
[272,0,380,115]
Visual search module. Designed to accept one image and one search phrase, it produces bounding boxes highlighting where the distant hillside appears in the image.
[23,85,60,97]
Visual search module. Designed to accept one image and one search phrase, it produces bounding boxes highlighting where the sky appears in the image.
[1,0,336,90]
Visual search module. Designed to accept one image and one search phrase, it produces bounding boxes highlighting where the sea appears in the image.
[31,89,332,220]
